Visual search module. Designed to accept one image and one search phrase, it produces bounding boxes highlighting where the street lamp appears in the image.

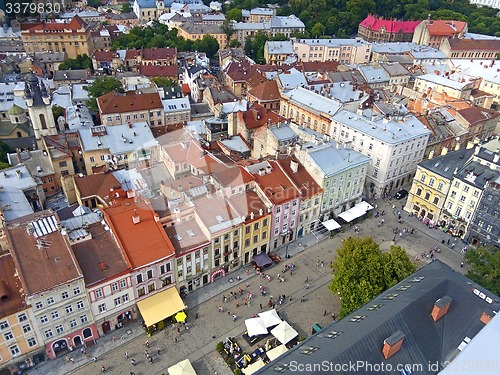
[285,245,289,259]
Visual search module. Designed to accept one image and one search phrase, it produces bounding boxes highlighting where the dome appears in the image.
[7,104,25,115]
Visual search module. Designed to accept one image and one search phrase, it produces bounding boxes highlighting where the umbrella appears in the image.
[175,311,187,323]
[245,317,268,337]
[168,359,197,375]
[266,345,288,361]
[258,309,282,328]
[244,359,265,375]
[270,321,298,345]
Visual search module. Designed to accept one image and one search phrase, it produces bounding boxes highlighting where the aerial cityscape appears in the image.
[0,0,499,374]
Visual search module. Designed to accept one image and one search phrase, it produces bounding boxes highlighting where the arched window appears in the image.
[82,328,92,339]
[39,114,47,129]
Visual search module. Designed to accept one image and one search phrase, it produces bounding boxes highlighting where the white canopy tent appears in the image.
[168,359,197,375]
[270,321,298,345]
[243,359,265,374]
[338,210,357,223]
[349,205,367,218]
[356,200,374,211]
[245,317,268,337]
[322,218,341,231]
[258,309,282,328]
[266,344,289,361]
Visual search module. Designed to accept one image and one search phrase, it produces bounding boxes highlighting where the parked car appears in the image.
[395,189,408,200]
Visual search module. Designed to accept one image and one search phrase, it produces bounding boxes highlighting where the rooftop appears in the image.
[192,194,242,234]
[0,253,26,318]
[8,150,55,178]
[103,197,175,268]
[425,19,467,36]
[281,87,342,117]
[74,172,122,201]
[165,219,209,256]
[420,148,474,179]
[97,91,162,115]
[416,73,473,91]
[7,211,82,295]
[265,40,293,55]
[359,15,421,33]
[0,165,37,222]
[276,157,323,199]
[308,142,370,177]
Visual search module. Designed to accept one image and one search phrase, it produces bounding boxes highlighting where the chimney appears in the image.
[441,147,448,156]
[454,143,460,151]
[266,165,272,174]
[132,209,141,224]
[493,153,500,164]
[474,145,480,154]
[431,295,452,322]
[382,331,405,359]
[258,168,266,176]
[480,311,493,325]
[290,159,299,173]
[128,122,133,128]
[250,212,255,220]
[259,208,263,216]
[428,150,434,159]
[466,141,474,150]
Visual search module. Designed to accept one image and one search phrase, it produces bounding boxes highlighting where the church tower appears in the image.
[24,73,57,145]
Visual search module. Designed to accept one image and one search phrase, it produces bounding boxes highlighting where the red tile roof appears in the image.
[182,83,191,94]
[74,173,122,202]
[240,103,286,130]
[7,211,82,295]
[448,38,500,51]
[276,157,323,200]
[251,160,301,204]
[97,91,163,115]
[212,166,254,187]
[139,64,178,78]
[227,191,269,219]
[0,253,26,317]
[248,80,280,102]
[142,47,177,61]
[458,107,499,125]
[224,60,258,82]
[125,49,141,59]
[22,16,87,33]
[426,20,467,36]
[93,51,115,61]
[103,197,175,269]
[359,15,420,34]
[296,61,340,73]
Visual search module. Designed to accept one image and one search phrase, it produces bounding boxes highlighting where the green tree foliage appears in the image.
[196,35,220,58]
[87,0,103,9]
[227,8,243,21]
[152,77,177,88]
[52,105,65,123]
[229,39,242,47]
[121,2,132,13]
[311,22,326,38]
[465,246,500,296]
[0,141,12,170]
[86,77,124,113]
[330,237,416,317]
[58,55,92,71]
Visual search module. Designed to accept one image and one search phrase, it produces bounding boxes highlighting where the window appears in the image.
[61,291,69,300]
[35,302,43,310]
[40,315,48,324]
[122,294,129,303]
[424,192,430,200]
[111,283,119,292]
[9,345,20,356]
[73,287,81,295]
[429,178,435,187]
[55,325,64,334]
[27,337,37,347]
[420,174,426,182]
[22,324,31,333]
[114,297,121,307]
[433,197,439,205]
[98,304,106,313]
[95,289,103,299]
[416,188,422,196]
[138,287,145,297]
[18,314,27,323]
[136,274,143,284]
[437,182,444,191]
[47,297,55,305]
[80,315,88,324]
[90,157,95,162]
[51,311,59,320]
[4,331,14,341]
[148,283,155,293]
[0,321,9,330]
[263,218,268,226]
[44,329,53,339]
[76,301,84,309]
[120,279,127,289]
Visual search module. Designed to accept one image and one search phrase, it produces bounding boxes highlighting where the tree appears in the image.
[121,2,132,13]
[196,35,220,57]
[311,22,326,37]
[329,237,416,317]
[52,105,65,123]
[229,39,241,48]
[465,246,500,296]
[58,55,92,71]
[86,76,124,113]
[227,8,243,21]
[87,0,102,9]
[152,77,177,88]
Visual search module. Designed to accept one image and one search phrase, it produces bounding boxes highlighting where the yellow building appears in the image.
[404,148,475,226]
[0,254,43,370]
[176,22,227,49]
[21,16,94,59]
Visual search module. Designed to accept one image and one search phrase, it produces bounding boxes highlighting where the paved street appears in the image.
[26,195,467,375]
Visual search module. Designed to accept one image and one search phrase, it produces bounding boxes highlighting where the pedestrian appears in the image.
[66,355,70,363]
[300,296,305,302]
[70,357,75,364]
[260,303,263,309]
[131,358,137,366]
[332,313,336,322]
[130,372,136,375]
[92,356,97,363]
[82,350,87,357]
[125,351,129,359]
[236,301,239,308]
[195,313,199,319]
[321,261,324,267]
[80,347,85,354]
[290,270,293,276]
[145,350,149,358]
[177,326,181,333]
[447,239,450,245]
[461,261,464,268]
[306,283,310,289]
[185,323,189,330]
[232,314,237,322]
[145,340,149,348]
[323,310,327,316]
[101,365,106,372]
[157,346,160,355]
[149,356,153,364]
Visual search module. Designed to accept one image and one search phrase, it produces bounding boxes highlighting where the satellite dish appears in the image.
[61,229,67,236]
[103,225,110,231]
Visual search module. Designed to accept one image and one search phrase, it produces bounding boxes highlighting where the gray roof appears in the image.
[307,81,365,103]
[308,142,370,177]
[277,68,308,90]
[35,52,66,63]
[220,137,250,153]
[416,74,472,91]
[78,122,156,154]
[451,59,500,85]
[162,97,190,114]
[0,165,37,221]
[269,123,297,141]
[410,49,448,60]
[294,38,370,47]
[179,22,223,35]
[419,148,475,180]
[8,150,55,178]
[266,40,293,55]
[333,109,430,145]
[250,7,274,15]
[256,260,500,375]
[53,70,88,81]
[269,15,304,29]
[358,65,390,84]
[371,42,420,54]
[281,87,342,117]
[380,62,410,77]
[455,160,500,190]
